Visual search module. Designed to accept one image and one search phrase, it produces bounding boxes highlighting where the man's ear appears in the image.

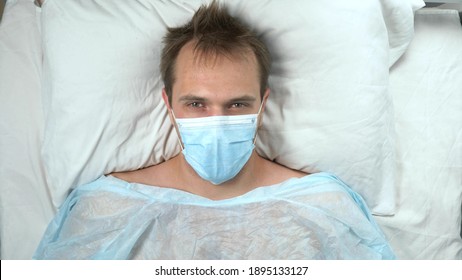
[162,88,175,125]
[261,87,270,113]
[163,88,183,148]
[162,88,171,109]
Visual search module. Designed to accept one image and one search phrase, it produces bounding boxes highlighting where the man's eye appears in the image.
[230,103,246,108]
[189,102,204,108]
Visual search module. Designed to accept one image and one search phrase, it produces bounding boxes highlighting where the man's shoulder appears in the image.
[109,158,175,188]
[110,169,142,183]
[257,157,308,186]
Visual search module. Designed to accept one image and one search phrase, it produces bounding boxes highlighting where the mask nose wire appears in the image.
[171,102,264,148]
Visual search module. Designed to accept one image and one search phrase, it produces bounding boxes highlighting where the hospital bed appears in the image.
[0,0,461,259]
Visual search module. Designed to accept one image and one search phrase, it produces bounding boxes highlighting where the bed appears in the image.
[0,0,461,260]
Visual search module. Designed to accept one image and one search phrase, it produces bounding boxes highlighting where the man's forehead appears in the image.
[179,40,257,68]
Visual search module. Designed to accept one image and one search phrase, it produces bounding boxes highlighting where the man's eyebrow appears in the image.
[178,94,208,102]
[178,94,257,103]
[227,95,257,103]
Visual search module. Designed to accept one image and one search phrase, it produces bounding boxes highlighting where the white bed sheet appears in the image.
[0,0,54,259]
[375,9,462,259]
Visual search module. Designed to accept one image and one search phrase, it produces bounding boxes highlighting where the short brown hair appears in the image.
[160,0,271,104]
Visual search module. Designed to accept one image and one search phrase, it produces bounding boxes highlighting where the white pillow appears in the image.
[381,0,424,66]
[41,0,417,215]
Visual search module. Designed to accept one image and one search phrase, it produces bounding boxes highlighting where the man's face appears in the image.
[164,41,268,118]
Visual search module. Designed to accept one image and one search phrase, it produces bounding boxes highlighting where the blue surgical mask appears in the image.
[173,112,259,185]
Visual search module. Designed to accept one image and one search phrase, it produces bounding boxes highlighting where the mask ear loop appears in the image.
[169,109,185,151]
[253,101,265,145]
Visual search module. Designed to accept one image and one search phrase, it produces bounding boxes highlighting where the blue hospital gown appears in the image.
[34,172,395,259]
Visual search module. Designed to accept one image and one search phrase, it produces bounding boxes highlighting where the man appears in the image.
[111,1,306,200]
[34,1,395,259]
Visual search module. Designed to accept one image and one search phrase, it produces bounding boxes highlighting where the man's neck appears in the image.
[175,151,261,200]
[111,150,307,199]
